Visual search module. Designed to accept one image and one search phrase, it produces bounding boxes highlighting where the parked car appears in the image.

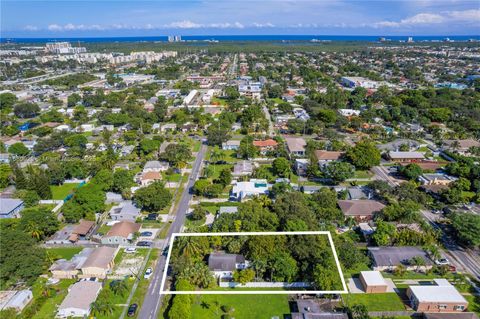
[137,241,153,247]
[144,267,153,279]
[140,231,153,237]
[435,258,450,265]
[145,213,158,221]
[127,303,138,317]
[162,246,169,256]
[124,247,137,254]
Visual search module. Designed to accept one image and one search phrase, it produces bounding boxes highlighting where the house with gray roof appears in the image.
[109,200,141,222]
[218,206,238,215]
[143,160,169,172]
[208,253,248,279]
[0,198,24,218]
[233,160,254,177]
[368,246,433,271]
[0,290,33,313]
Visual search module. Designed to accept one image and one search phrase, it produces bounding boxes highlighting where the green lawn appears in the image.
[211,97,227,106]
[206,164,233,179]
[190,294,290,319]
[353,170,374,179]
[192,140,202,152]
[30,279,75,319]
[343,293,407,311]
[50,183,80,200]
[95,279,135,319]
[97,224,112,235]
[268,98,284,105]
[163,173,182,182]
[47,247,83,260]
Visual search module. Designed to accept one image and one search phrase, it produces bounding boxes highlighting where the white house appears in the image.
[338,109,361,117]
[230,179,270,201]
[208,253,249,279]
[222,140,241,151]
[341,76,379,89]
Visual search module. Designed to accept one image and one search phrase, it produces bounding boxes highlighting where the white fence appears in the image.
[219,281,311,288]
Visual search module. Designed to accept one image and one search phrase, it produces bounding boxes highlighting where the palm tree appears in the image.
[90,301,104,316]
[210,146,224,164]
[25,221,43,240]
[210,146,225,176]
[251,259,267,281]
[109,279,128,296]
[91,298,114,316]
[256,195,271,208]
[424,244,441,261]
[45,249,56,264]
[179,237,203,258]
[101,300,114,315]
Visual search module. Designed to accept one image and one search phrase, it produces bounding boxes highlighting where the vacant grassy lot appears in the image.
[343,293,406,311]
[47,247,84,260]
[51,183,79,200]
[31,279,75,319]
[190,294,290,319]
[353,170,374,179]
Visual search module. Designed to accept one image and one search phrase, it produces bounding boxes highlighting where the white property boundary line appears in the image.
[159,231,348,295]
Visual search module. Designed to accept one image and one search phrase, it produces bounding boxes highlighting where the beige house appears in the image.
[338,200,386,221]
[139,171,162,187]
[57,281,102,318]
[79,246,117,279]
[49,248,94,279]
[359,271,388,293]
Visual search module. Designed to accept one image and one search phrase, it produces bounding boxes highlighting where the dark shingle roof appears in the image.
[208,253,245,272]
[368,246,433,267]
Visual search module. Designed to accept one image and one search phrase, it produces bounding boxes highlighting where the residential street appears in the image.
[373,166,480,280]
[138,143,207,319]
[421,209,480,280]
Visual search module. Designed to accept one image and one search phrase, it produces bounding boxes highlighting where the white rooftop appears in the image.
[409,284,466,303]
[360,271,387,286]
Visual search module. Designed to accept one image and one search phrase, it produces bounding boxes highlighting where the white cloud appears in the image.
[447,9,480,22]
[163,20,203,29]
[163,20,245,29]
[252,22,275,28]
[402,13,445,24]
[373,9,479,28]
[47,24,63,31]
[23,25,39,31]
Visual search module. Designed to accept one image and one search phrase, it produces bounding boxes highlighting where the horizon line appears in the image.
[2,34,480,40]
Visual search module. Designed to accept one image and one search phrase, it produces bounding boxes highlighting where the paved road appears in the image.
[421,209,480,280]
[262,104,275,136]
[372,166,480,280]
[138,143,207,319]
[372,166,399,187]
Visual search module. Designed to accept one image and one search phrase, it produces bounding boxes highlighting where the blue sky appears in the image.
[1,0,479,37]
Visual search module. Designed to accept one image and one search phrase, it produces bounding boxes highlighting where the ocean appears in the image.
[1,35,479,43]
